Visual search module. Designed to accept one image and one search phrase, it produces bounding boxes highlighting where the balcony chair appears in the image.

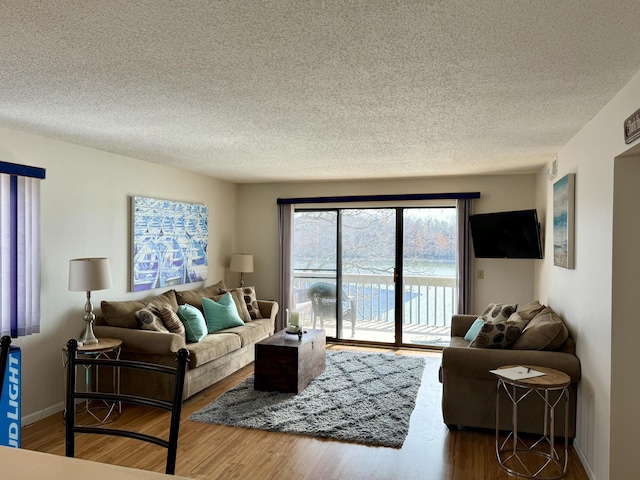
[65,339,189,475]
[307,282,357,337]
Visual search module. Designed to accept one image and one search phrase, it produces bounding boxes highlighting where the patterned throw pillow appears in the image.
[469,313,529,349]
[151,303,186,336]
[240,286,263,319]
[480,303,518,324]
[135,308,169,332]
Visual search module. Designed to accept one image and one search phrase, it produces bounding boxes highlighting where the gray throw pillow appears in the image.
[511,307,569,350]
[516,300,546,321]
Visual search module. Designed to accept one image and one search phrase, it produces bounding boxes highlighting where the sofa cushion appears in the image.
[151,303,185,336]
[464,317,486,342]
[187,332,242,368]
[101,290,179,329]
[135,308,168,332]
[202,294,245,333]
[480,302,518,323]
[216,318,274,347]
[174,280,227,310]
[511,307,569,350]
[177,304,208,343]
[516,301,547,321]
[449,336,471,348]
[469,313,528,349]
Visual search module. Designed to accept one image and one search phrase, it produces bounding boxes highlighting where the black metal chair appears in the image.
[65,339,189,475]
[307,282,357,337]
[0,336,11,396]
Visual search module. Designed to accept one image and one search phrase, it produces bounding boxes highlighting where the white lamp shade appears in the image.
[230,253,254,273]
[68,258,113,292]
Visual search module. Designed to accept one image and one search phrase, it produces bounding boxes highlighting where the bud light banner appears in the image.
[1,346,20,447]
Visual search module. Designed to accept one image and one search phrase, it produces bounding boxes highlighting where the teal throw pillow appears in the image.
[202,294,245,333]
[464,317,486,342]
[176,304,208,343]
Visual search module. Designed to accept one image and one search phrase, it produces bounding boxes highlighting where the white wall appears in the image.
[611,151,640,479]
[536,68,640,480]
[0,126,237,423]
[237,175,540,314]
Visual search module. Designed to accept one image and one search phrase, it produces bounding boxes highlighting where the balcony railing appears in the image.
[293,272,456,344]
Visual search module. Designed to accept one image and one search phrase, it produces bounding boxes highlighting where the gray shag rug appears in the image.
[189,350,426,448]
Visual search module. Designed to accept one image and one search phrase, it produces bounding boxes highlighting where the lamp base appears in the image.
[79,320,99,345]
[78,291,99,344]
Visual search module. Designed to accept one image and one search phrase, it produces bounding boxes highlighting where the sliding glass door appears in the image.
[292,206,457,346]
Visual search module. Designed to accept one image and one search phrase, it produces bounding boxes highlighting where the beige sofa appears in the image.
[93,283,278,401]
[439,307,581,437]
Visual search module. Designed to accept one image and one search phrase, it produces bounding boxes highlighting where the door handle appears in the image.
[393,267,397,283]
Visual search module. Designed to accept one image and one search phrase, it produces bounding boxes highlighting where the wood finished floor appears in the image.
[21,345,589,479]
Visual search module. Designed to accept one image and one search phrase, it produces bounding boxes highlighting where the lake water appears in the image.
[342,260,456,278]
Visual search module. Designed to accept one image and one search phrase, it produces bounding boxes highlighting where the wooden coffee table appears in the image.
[254,329,326,394]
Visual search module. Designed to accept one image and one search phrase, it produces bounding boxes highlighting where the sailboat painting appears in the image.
[132,196,209,291]
[553,174,575,269]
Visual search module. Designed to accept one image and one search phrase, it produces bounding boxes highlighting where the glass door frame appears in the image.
[284,191,479,348]
[294,206,457,348]
[393,208,403,346]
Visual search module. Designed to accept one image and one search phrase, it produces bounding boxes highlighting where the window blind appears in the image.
[0,161,46,337]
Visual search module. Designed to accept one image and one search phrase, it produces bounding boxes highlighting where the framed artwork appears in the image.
[131,196,208,292]
[553,174,575,269]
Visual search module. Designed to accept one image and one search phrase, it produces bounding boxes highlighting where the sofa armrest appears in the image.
[93,325,187,355]
[258,300,279,322]
[441,345,581,382]
[450,315,478,337]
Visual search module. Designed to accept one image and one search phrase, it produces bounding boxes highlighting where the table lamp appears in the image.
[68,257,113,345]
[230,253,253,287]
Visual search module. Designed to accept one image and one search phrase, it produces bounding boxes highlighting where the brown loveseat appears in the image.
[439,305,581,437]
[93,282,278,401]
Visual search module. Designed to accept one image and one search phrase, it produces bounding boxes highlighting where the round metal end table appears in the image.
[62,338,122,425]
[494,365,570,479]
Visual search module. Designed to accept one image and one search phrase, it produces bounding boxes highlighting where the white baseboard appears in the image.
[573,438,597,480]
[21,402,64,426]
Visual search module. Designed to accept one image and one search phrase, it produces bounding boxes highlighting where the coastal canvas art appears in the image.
[553,174,575,269]
[131,196,208,292]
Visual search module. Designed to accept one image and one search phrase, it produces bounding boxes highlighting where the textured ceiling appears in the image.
[1,1,640,183]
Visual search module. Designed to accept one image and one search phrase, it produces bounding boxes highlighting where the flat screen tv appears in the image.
[469,209,543,259]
